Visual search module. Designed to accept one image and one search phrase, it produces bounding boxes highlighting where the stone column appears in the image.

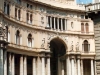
[20,9,22,21]
[12,54,15,75]
[57,18,59,30]
[4,50,7,75]
[91,59,94,75]
[62,61,64,75]
[46,16,49,27]
[65,19,67,31]
[24,56,27,75]
[66,56,71,75]
[81,59,83,75]
[74,59,76,75]
[12,4,15,18]
[42,57,45,75]
[0,49,3,75]
[8,53,12,75]
[77,59,81,75]
[47,57,50,75]
[50,17,52,29]
[20,55,23,75]
[37,56,41,75]
[46,16,48,26]
[28,13,30,24]
[32,57,36,75]
[71,58,74,75]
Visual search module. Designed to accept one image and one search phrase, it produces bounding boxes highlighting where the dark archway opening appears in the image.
[50,38,66,75]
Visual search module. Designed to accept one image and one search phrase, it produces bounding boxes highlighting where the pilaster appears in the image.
[91,59,94,75]
[24,56,27,75]
[12,54,15,75]
[0,48,4,75]
[20,55,24,75]
[4,50,7,75]
[32,57,36,75]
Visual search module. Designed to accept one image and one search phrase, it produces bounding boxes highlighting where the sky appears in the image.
[77,0,92,4]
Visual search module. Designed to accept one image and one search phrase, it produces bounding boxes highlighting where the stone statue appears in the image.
[76,42,79,51]
[70,41,74,52]
[41,38,45,48]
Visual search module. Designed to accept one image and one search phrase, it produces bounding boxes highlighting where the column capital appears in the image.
[39,52,45,57]
[45,53,51,58]
[77,55,81,59]
[70,55,75,59]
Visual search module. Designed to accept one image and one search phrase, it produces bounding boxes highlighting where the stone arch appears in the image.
[15,30,22,36]
[82,39,90,44]
[49,36,67,75]
[27,32,34,39]
[49,36,67,50]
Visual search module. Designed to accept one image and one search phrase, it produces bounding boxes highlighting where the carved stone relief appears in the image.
[41,38,45,48]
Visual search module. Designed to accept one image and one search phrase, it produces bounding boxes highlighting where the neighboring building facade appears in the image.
[93,0,100,3]
[86,2,100,75]
[0,0,95,75]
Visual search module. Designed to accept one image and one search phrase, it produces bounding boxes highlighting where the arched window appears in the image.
[81,23,84,33]
[83,40,90,53]
[16,30,20,45]
[28,34,32,47]
[85,23,89,33]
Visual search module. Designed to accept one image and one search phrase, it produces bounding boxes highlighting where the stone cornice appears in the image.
[29,0,85,12]
[1,13,94,36]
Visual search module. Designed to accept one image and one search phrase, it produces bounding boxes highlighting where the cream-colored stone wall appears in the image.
[0,0,95,57]
[0,0,96,75]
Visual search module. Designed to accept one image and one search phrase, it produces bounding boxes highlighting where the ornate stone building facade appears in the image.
[86,2,100,75]
[0,0,95,75]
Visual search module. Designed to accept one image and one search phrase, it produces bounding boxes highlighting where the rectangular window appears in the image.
[15,8,17,19]
[59,18,61,30]
[27,3,29,8]
[30,5,32,9]
[81,24,84,33]
[55,18,57,29]
[18,10,20,20]
[30,14,32,24]
[86,24,89,33]
[81,15,84,19]
[16,0,21,4]
[7,4,9,15]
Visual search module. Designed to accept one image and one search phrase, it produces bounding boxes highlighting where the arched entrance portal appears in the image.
[50,38,66,75]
